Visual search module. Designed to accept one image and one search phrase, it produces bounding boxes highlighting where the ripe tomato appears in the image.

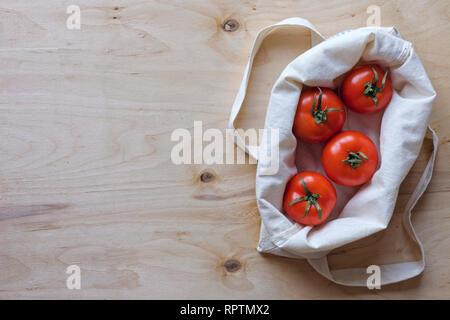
[322,131,378,186]
[293,87,346,143]
[283,171,337,226]
[341,65,392,114]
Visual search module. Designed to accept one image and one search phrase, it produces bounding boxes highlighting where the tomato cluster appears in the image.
[284,65,392,226]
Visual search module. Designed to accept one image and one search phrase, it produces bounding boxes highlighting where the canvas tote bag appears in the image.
[228,18,438,286]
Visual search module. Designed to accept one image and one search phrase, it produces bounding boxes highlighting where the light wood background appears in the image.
[0,0,448,299]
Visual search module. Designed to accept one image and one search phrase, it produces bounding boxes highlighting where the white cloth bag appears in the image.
[228,18,438,286]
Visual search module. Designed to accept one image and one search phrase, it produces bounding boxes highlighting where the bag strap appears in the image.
[307,126,439,286]
[228,17,324,161]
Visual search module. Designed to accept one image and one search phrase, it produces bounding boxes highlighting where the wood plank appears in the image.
[0,0,448,299]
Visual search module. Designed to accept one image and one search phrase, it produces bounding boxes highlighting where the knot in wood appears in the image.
[224,259,241,272]
[221,19,239,32]
[200,171,214,183]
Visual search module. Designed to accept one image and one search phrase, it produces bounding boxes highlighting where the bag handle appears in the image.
[228,17,324,161]
[307,126,439,286]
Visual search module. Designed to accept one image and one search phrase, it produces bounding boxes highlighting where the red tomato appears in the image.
[293,87,346,143]
[341,65,392,114]
[322,131,378,186]
[283,171,337,226]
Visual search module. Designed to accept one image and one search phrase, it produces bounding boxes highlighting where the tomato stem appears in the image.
[310,87,343,125]
[288,177,322,219]
[343,151,368,169]
[363,67,388,107]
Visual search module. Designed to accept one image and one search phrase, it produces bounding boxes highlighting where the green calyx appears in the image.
[343,151,369,169]
[288,177,322,219]
[363,66,388,107]
[310,87,343,125]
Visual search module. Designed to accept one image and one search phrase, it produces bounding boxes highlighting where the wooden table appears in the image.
[0,0,448,299]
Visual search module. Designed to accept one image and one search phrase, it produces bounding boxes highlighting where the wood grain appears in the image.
[0,0,449,299]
